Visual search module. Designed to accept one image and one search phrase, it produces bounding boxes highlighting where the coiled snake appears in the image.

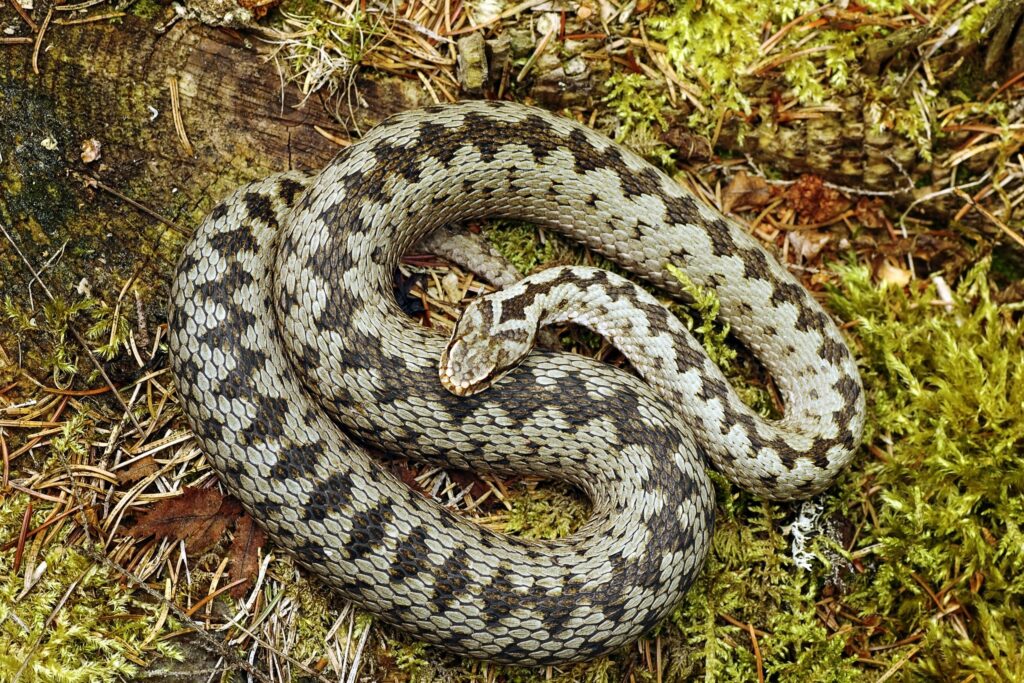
[168,101,864,665]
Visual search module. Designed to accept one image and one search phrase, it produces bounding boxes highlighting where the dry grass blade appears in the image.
[167,75,194,157]
[6,0,38,31]
[31,5,52,75]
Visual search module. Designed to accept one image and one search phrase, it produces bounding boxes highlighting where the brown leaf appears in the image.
[787,230,831,264]
[126,487,242,554]
[80,138,102,164]
[854,197,888,229]
[117,456,159,484]
[722,171,772,213]
[391,458,430,496]
[448,469,495,503]
[783,175,850,224]
[876,260,911,287]
[227,515,268,598]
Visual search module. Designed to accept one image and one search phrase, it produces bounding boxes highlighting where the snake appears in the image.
[168,100,865,665]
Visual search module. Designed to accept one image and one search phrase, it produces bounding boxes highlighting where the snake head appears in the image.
[439,297,536,396]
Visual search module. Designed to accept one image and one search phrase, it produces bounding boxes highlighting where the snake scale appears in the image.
[168,101,865,665]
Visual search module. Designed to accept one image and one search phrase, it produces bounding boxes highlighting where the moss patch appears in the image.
[647,0,1002,155]
[831,259,1024,680]
[0,490,181,682]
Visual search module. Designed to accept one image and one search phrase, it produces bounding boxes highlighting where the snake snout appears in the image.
[439,338,495,396]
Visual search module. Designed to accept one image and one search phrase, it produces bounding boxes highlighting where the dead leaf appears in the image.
[783,175,850,224]
[227,515,267,598]
[126,487,242,554]
[722,171,773,213]
[787,231,831,263]
[854,197,888,229]
[80,138,102,164]
[448,469,497,503]
[391,458,431,496]
[117,456,159,484]
[877,260,912,287]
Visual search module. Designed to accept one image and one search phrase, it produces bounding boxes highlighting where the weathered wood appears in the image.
[0,15,425,308]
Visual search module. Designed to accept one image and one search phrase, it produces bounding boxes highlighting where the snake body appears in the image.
[168,101,864,665]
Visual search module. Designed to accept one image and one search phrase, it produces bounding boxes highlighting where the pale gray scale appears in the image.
[417,226,523,289]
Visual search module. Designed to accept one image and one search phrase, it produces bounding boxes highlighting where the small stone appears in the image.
[564,56,587,77]
[536,12,559,37]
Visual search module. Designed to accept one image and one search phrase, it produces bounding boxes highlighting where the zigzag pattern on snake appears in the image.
[168,101,865,665]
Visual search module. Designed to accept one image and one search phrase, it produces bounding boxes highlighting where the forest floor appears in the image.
[1,0,1023,681]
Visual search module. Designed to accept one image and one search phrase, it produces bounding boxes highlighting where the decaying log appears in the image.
[0,16,426,305]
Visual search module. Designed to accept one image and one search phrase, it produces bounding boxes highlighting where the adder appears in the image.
[168,100,864,665]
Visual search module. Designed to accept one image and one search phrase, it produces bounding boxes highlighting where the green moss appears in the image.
[128,0,163,20]
[667,502,861,680]
[482,221,577,274]
[959,0,1006,41]
[645,0,1003,155]
[268,1,382,101]
[280,571,339,663]
[501,483,590,541]
[637,258,1024,681]
[829,259,1024,680]
[601,73,675,168]
[2,291,133,384]
[4,295,89,383]
[648,0,819,120]
[665,263,735,370]
[0,490,182,682]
